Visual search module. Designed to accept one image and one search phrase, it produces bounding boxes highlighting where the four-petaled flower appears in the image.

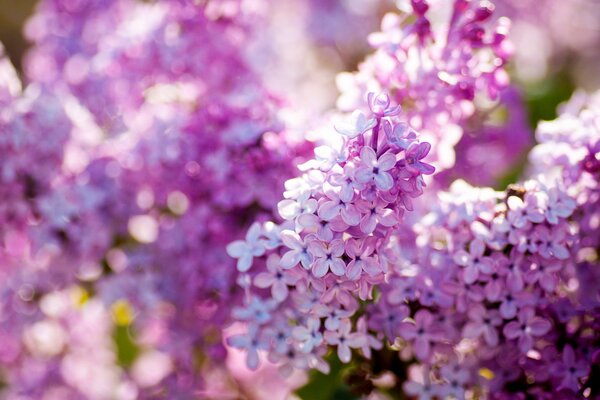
[345,238,380,279]
[254,254,299,302]
[453,238,494,283]
[324,319,367,363]
[543,187,575,224]
[503,307,552,352]
[292,317,323,353]
[398,310,443,361]
[462,305,502,346]
[355,147,397,191]
[384,120,417,150]
[279,230,314,270]
[355,198,399,234]
[317,189,360,226]
[227,324,268,370]
[403,142,435,175]
[308,239,346,277]
[335,110,377,138]
[278,192,318,222]
[549,345,589,392]
[226,222,265,272]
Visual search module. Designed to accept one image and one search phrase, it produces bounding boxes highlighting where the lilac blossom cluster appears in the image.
[337,0,513,172]
[228,91,599,397]
[1,0,310,398]
[0,43,70,232]
[227,92,435,374]
[2,0,599,398]
[379,93,600,396]
[375,176,594,398]
[226,1,598,392]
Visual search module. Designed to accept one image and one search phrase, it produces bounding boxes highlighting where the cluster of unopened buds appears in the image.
[227,92,435,371]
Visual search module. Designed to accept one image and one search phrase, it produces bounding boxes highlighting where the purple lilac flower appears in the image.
[1,0,313,396]
[228,88,434,372]
[337,0,512,173]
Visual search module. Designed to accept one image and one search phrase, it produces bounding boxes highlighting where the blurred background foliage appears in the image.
[0,0,37,72]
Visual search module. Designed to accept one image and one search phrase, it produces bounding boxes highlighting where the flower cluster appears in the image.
[227,87,599,400]
[1,1,310,398]
[529,90,600,252]
[337,0,513,172]
[360,92,599,398]
[227,92,435,373]
[370,178,581,396]
[2,0,600,398]
[0,44,70,231]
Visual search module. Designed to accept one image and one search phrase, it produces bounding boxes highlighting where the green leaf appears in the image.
[114,325,140,368]
[295,354,360,400]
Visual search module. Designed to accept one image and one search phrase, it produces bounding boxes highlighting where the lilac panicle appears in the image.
[337,0,513,173]
[369,91,599,398]
[0,1,310,397]
[227,92,434,372]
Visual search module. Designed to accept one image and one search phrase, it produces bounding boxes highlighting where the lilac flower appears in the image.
[494,251,525,292]
[462,305,502,346]
[329,164,364,203]
[368,302,409,340]
[441,278,485,313]
[263,317,293,355]
[355,199,399,234]
[549,346,589,392]
[481,264,508,301]
[398,310,443,361]
[344,238,380,280]
[507,194,545,226]
[232,297,277,325]
[320,276,356,306]
[542,187,576,224]
[503,307,552,352]
[403,367,440,400]
[279,230,314,270]
[355,147,397,191]
[334,110,377,138]
[278,193,318,222]
[254,254,298,302]
[297,213,348,242]
[367,92,401,117]
[387,276,420,304]
[313,304,353,332]
[324,319,366,363]
[403,142,436,175]
[453,238,494,283]
[308,239,346,278]
[268,346,310,377]
[292,317,323,353]
[524,258,563,292]
[439,361,470,400]
[317,189,360,226]
[227,324,268,370]
[226,222,266,272]
[356,316,382,359]
[384,121,417,150]
[530,225,570,260]
[497,285,534,320]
